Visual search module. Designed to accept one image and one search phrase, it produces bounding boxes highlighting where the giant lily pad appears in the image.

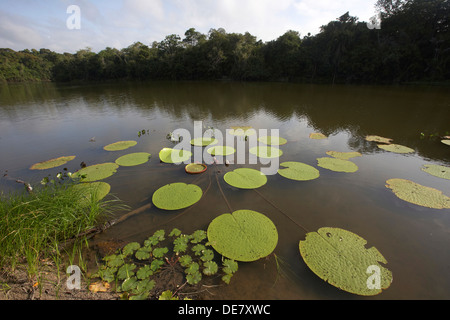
[152,183,202,210]
[326,151,362,161]
[278,162,320,181]
[224,168,267,189]
[385,178,450,209]
[442,140,450,146]
[190,137,218,147]
[115,152,151,167]
[377,144,414,154]
[30,156,76,170]
[71,182,111,203]
[207,210,278,262]
[72,163,119,182]
[249,146,283,159]
[228,126,256,136]
[317,157,358,173]
[299,227,393,296]
[104,140,137,151]
[258,136,287,146]
[309,133,327,140]
[365,135,393,144]
[159,148,192,164]
[421,164,450,180]
[207,146,236,156]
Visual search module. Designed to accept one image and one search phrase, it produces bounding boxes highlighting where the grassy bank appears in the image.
[0,182,122,277]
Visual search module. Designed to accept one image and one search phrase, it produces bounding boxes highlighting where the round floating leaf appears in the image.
[249,146,283,159]
[115,152,151,167]
[152,182,203,210]
[104,140,137,151]
[207,146,236,156]
[190,137,218,147]
[377,144,414,154]
[309,133,327,140]
[72,163,119,182]
[278,162,320,181]
[185,163,207,174]
[71,182,111,203]
[385,178,450,209]
[30,156,76,170]
[258,136,287,146]
[224,168,267,189]
[159,148,192,164]
[365,135,393,144]
[421,164,450,180]
[326,151,362,160]
[317,157,358,173]
[207,209,278,262]
[441,140,450,146]
[299,227,393,296]
[228,126,256,136]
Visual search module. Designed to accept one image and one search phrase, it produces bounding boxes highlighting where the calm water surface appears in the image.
[0,81,449,299]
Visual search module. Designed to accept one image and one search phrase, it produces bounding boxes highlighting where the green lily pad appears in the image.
[317,157,358,173]
[278,162,320,181]
[365,135,393,144]
[249,146,283,159]
[326,151,362,160]
[207,209,278,262]
[441,140,450,146]
[421,164,450,180]
[228,126,256,136]
[115,152,151,167]
[385,178,450,209]
[185,163,207,174]
[309,133,327,140]
[224,168,267,189]
[152,182,203,210]
[258,136,287,146]
[207,146,236,156]
[299,227,393,296]
[159,148,192,164]
[72,163,119,182]
[30,156,76,170]
[104,140,137,151]
[190,137,218,147]
[71,182,111,203]
[377,144,414,154]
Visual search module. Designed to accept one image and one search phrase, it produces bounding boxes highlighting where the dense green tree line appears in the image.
[1,0,449,84]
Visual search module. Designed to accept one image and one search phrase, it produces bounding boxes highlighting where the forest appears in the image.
[0,0,449,84]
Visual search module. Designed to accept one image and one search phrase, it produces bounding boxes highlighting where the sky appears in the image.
[0,0,379,53]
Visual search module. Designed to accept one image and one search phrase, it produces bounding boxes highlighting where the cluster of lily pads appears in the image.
[27,128,449,297]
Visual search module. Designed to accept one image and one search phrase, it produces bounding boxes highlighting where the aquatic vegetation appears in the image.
[71,181,111,204]
[326,151,362,160]
[377,144,414,154]
[207,209,278,262]
[152,183,203,210]
[185,163,207,174]
[442,140,450,146]
[223,168,267,189]
[365,135,393,144]
[72,163,119,182]
[317,157,358,173]
[299,227,393,296]
[115,152,151,167]
[190,137,218,147]
[385,178,450,209]
[421,164,450,180]
[277,161,320,181]
[93,228,238,300]
[309,133,327,140]
[103,140,137,151]
[207,145,236,156]
[159,148,192,164]
[258,136,287,146]
[228,126,256,136]
[30,156,76,170]
[249,146,283,158]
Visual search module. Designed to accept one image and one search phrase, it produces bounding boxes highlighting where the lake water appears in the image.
[0,81,449,299]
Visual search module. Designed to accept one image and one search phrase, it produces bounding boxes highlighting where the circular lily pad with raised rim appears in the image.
[224,168,267,189]
[104,140,137,151]
[30,156,76,170]
[207,209,278,262]
[185,163,207,174]
[115,152,151,167]
[278,161,320,181]
[152,182,203,210]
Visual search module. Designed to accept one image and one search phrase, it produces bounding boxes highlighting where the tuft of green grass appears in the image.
[0,182,123,276]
